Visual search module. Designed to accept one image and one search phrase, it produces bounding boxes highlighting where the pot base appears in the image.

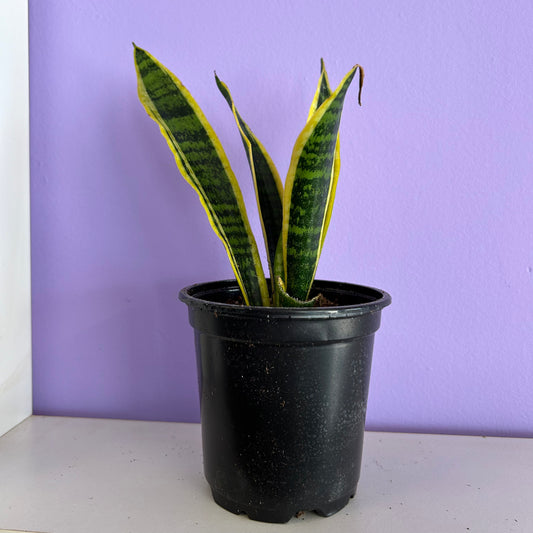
[211,487,355,523]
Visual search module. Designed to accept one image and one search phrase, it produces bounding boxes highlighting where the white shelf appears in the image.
[0,416,531,532]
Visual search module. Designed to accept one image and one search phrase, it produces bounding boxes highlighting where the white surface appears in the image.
[0,417,531,532]
[0,0,32,437]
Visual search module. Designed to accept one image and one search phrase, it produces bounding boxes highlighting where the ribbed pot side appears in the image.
[179,279,391,523]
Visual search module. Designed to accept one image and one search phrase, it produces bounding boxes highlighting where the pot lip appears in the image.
[179,279,391,318]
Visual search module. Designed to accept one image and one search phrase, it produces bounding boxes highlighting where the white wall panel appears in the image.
[0,0,32,437]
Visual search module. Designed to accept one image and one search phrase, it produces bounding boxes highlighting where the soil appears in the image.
[225,294,245,306]
[312,293,338,307]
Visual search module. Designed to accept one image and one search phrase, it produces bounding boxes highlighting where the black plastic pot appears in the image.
[179,279,391,523]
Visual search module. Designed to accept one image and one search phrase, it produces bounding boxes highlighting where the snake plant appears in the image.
[134,44,363,307]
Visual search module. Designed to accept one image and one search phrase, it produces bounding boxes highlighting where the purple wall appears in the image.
[30,0,533,436]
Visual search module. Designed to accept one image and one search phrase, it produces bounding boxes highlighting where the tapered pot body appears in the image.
[179,279,391,523]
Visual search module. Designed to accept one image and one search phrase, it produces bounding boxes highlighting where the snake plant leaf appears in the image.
[271,236,285,306]
[307,59,343,256]
[274,60,339,307]
[275,277,321,308]
[283,64,364,301]
[215,75,283,289]
[306,58,332,121]
[133,44,269,306]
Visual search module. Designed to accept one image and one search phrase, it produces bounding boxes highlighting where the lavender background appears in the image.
[30,0,533,436]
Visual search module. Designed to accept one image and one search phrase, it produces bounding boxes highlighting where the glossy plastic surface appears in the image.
[180,279,391,523]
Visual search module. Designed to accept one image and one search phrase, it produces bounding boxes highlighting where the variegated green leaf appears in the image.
[307,59,344,256]
[272,236,285,306]
[133,44,269,306]
[273,60,336,307]
[283,64,364,301]
[306,58,332,121]
[215,75,283,291]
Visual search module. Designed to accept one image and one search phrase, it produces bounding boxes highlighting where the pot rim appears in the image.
[179,278,391,319]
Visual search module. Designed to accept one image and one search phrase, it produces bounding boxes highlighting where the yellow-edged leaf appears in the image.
[134,44,269,306]
[282,64,364,300]
[215,75,283,291]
